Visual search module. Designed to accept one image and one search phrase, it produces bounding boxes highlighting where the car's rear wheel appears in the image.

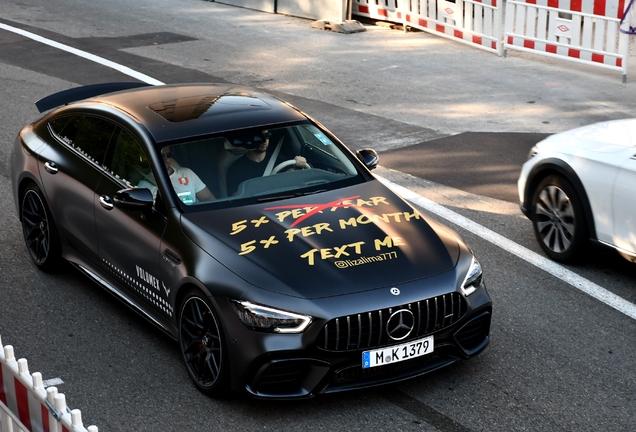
[531,175,587,262]
[21,184,62,271]
[178,289,230,396]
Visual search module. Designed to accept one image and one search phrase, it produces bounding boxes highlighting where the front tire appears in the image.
[531,175,587,263]
[178,289,230,396]
[21,184,62,272]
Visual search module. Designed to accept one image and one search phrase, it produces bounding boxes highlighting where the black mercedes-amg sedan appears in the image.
[11,83,492,399]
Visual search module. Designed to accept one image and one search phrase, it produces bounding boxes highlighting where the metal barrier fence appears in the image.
[353,0,503,55]
[504,0,631,81]
[215,0,350,20]
[351,0,634,79]
[0,336,97,432]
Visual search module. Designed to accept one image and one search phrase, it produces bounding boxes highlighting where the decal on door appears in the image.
[102,259,173,317]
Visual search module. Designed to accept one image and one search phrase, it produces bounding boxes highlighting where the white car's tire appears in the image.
[531,175,587,263]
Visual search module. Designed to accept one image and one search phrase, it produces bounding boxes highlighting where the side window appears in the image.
[49,115,116,165]
[49,116,80,145]
[109,129,152,188]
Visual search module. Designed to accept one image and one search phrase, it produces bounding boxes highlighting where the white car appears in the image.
[518,119,636,263]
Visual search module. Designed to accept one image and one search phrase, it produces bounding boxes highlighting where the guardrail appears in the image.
[0,335,98,432]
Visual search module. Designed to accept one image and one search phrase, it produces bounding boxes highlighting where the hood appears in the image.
[182,180,460,299]
[544,118,636,153]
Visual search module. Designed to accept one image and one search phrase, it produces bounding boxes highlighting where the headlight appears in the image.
[461,257,483,296]
[527,145,538,160]
[230,300,312,333]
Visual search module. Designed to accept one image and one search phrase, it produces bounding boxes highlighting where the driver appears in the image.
[226,130,306,196]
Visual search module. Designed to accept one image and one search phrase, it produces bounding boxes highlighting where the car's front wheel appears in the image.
[531,175,587,262]
[178,289,230,396]
[21,183,62,271]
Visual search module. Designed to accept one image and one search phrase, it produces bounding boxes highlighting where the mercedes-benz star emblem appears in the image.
[390,287,400,296]
[386,309,415,341]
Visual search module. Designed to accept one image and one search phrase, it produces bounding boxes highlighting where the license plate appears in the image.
[362,336,434,369]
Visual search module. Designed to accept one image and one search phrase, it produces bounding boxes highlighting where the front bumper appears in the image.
[220,283,492,399]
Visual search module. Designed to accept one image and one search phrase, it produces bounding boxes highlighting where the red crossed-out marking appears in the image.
[265,196,373,227]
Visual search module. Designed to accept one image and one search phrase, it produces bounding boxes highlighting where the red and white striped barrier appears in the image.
[504,0,632,81]
[0,336,98,432]
[353,0,402,22]
[352,0,634,80]
[353,0,504,55]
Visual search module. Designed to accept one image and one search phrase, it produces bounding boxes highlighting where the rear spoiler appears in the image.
[35,82,153,113]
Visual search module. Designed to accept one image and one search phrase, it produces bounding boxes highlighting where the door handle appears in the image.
[99,195,114,210]
[163,249,182,266]
[44,161,58,174]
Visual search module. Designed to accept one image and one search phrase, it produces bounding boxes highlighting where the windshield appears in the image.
[150,121,364,208]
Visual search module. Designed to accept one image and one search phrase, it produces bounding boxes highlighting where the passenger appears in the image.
[139,146,215,204]
[226,130,306,196]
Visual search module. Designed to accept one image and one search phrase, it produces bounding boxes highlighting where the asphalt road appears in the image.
[0,1,635,431]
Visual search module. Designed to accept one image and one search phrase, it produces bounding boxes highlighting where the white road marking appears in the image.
[0,23,165,86]
[3,21,635,321]
[376,176,636,321]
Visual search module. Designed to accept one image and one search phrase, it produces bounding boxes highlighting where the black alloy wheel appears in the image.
[531,175,587,262]
[179,290,229,396]
[21,184,61,271]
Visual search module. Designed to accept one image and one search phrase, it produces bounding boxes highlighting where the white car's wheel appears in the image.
[531,175,587,262]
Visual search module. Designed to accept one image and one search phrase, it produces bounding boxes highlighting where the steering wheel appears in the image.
[270,159,311,175]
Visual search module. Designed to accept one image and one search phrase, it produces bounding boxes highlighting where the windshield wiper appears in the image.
[257,194,296,203]
[256,189,327,203]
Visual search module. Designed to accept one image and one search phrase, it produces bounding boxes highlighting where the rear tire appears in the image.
[531,175,587,263]
[21,184,62,272]
[178,288,230,397]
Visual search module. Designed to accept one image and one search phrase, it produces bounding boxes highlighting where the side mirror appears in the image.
[114,188,154,211]
[356,148,379,170]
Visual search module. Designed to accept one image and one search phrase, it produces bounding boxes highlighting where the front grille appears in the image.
[317,292,466,351]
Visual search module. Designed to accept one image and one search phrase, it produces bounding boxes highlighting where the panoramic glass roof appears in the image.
[147,93,272,123]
